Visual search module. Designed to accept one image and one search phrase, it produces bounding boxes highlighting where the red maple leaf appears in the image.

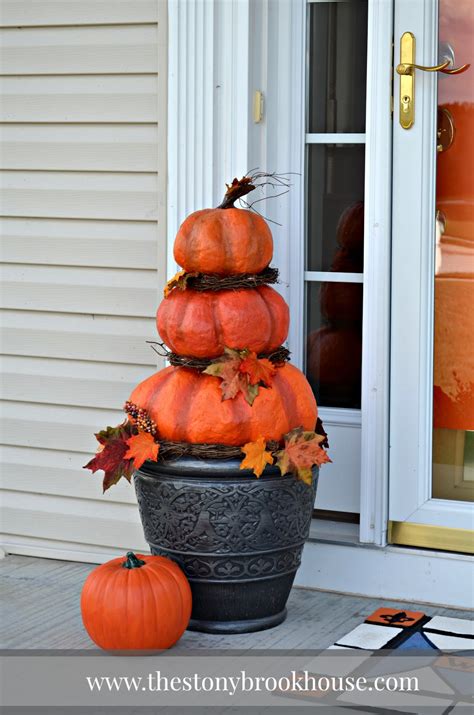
[125,432,159,470]
[84,438,134,492]
[84,420,137,492]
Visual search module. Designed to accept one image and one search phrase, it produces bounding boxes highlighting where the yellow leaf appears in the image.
[240,436,274,478]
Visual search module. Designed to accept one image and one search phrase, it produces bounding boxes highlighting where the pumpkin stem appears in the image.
[217,176,256,209]
[122,551,146,569]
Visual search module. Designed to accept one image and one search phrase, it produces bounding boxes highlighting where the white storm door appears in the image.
[389,0,474,547]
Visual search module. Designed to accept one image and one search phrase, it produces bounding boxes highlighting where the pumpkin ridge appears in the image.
[257,287,275,349]
[150,559,190,636]
[174,289,194,349]
[219,210,233,273]
[175,369,202,441]
[274,367,301,433]
[141,566,165,647]
[145,565,180,647]
[210,292,225,349]
[145,368,176,413]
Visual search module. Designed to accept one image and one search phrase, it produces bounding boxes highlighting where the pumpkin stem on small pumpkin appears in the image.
[122,551,146,569]
[217,176,256,209]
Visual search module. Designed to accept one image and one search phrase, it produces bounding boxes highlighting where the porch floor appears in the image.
[1,554,469,650]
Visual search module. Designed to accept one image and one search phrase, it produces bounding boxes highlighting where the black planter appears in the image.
[134,458,318,634]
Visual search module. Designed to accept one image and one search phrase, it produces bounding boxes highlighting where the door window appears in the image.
[305,0,368,411]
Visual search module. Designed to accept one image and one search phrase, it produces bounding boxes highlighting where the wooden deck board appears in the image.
[0,554,469,650]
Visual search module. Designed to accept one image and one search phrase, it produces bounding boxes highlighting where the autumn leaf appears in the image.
[125,431,159,470]
[204,348,274,405]
[240,436,274,477]
[239,352,276,386]
[84,438,134,492]
[163,270,198,298]
[95,420,135,445]
[275,427,331,485]
[84,420,137,492]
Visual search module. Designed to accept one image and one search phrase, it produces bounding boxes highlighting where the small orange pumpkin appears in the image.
[173,178,273,275]
[174,207,273,275]
[81,552,192,650]
[157,286,289,358]
[129,364,317,446]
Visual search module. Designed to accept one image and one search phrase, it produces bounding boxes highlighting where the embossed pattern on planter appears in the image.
[148,545,304,580]
[135,476,316,554]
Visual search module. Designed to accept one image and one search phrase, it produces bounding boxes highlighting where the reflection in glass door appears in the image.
[389,0,473,552]
[432,0,474,503]
[305,0,367,411]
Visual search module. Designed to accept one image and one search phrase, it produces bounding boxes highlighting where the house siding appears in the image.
[0,0,167,562]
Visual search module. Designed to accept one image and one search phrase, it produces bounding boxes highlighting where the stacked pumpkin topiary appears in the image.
[84,174,330,634]
[85,174,329,487]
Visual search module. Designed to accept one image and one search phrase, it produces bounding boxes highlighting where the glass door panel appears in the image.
[432,0,474,502]
[305,0,368,515]
[389,0,473,548]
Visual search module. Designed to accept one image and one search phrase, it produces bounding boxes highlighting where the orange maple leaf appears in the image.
[204,348,275,405]
[276,427,331,485]
[125,432,159,470]
[204,348,260,404]
[240,436,274,478]
[239,351,276,386]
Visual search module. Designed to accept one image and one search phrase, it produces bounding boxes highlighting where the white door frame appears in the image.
[167,0,393,545]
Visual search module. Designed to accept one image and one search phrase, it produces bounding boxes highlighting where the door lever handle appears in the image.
[397,31,471,129]
[396,60,450,75]
[396,59,470,76]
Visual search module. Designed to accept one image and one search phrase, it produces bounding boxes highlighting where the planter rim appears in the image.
[137,456,284,480]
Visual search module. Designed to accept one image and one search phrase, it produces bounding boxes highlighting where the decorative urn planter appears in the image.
[134,458,318,633]
[85,174,330,636]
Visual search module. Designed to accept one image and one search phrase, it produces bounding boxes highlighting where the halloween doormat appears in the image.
[332,608,473,651]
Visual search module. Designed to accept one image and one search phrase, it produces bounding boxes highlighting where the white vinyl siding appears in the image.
[0,0,167,562]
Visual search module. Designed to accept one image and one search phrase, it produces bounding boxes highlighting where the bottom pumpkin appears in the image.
[129,363,317,446]
[81,552,192,650]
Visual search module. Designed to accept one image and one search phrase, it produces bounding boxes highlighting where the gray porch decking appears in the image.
[0,554,469,650]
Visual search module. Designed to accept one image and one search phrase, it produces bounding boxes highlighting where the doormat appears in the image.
[332,607,474,651]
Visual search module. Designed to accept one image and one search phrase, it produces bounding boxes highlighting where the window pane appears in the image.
[308,0,368,134]
[432,0,474,502]
[307,144,365,272]
[306,281,363,409]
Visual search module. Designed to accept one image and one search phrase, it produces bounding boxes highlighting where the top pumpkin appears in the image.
[173,177,273,275]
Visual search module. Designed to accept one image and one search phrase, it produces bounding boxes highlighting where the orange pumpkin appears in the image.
[174,207,273,275]
[129,364,317,446]
[81,552,192,651]
[157,286,289,358]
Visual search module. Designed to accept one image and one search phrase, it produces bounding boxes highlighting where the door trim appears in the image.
[359,0,394,545]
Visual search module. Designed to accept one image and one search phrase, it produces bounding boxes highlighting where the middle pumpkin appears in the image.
[157,285,289,359]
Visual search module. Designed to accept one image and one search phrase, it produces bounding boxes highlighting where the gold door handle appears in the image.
[397,31,471,129]
[397,59,470,76]
[396,60,451,75]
